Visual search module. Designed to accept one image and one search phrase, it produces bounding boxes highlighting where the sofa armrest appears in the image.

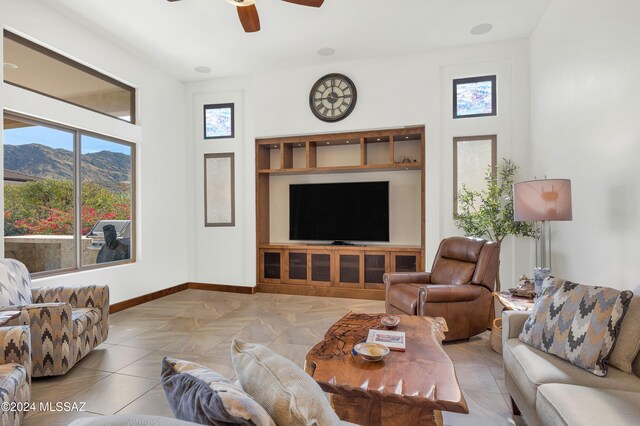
[0,326,31,381]
[502,310,531,341]
[383,272,432,287]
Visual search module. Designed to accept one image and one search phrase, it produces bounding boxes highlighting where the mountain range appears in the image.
[4,143,131,191]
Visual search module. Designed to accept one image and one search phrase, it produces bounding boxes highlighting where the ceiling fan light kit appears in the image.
[168,0,324,33]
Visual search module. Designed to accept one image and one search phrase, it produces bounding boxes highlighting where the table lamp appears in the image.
[513,179,572,295]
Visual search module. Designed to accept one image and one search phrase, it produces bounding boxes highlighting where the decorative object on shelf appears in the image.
[508,276,536,298]
[453,75,497,119]
[204,103,234,139]
[204,153,235,227]
[454,159,538,290]
[309,73,357,122]
[167,0,324,33]
[453,135,497,214]
[513,178,573,296]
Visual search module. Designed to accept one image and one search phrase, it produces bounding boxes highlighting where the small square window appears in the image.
[204,103,234,139]
[453,75,496,119]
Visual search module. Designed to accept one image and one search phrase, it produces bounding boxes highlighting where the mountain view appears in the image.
[4,143,131,191]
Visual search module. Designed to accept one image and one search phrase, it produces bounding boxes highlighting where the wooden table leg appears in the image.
[331,394,443,426]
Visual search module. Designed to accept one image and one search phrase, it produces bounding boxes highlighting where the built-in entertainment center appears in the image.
[256,126,425,299]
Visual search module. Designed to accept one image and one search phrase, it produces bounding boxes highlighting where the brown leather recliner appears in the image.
[384,236,500,341]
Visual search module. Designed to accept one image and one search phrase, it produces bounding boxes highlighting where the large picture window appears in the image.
[3,113,135,275]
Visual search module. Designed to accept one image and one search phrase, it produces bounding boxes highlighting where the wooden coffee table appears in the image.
[305,312,468,426]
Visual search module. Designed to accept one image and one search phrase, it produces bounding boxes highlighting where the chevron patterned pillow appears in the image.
[520,278,633,376]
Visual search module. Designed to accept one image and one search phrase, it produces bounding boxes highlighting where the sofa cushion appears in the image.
[610,295,640,373]
[536,383,640,426]
[520,278,633,376]
[503,338,640,408]
[72,307,102,336]
[161,357,275,426]
[231,338,342,426]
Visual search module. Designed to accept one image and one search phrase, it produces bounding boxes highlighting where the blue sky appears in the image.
[4,125,131,155]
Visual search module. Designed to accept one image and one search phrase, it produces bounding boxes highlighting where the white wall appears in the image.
[186,38,532,287]
[529,0,640,290]
[1,0,190,303]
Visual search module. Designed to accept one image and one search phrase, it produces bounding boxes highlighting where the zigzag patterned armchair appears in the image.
[0,325,31,426]
[0,259,109,377]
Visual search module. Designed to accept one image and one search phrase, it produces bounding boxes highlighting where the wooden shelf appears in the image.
[258,162,422,175]
[255,125,426,299]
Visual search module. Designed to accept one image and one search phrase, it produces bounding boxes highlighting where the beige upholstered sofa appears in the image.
[502,298,640,426]
[0,325,31,426]
[0,259,109,377]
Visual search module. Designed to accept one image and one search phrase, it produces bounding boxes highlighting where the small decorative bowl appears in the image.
[380,315,400,328]
[353,342,390,362]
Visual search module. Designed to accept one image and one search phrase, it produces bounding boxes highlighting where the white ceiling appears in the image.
[36,0,553,82]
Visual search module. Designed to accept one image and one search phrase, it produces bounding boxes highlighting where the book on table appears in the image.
[367,329,406,352]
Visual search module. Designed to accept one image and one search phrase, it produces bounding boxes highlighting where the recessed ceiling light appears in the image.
[317,47,336,57]
[194,66,212,73]
[470,23,493,36]
[3,62,18,70]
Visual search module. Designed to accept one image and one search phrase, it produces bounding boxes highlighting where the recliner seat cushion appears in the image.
[536,383,640,426]
[72,307,102,336]
[503,338,640,408]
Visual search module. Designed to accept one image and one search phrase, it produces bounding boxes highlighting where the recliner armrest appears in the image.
[383,272,432,287]
[418,284,485,303]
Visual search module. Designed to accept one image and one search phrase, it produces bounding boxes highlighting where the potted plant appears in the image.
[454,158,537,291]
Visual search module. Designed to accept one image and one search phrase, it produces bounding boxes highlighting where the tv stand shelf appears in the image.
[255,126,425,300]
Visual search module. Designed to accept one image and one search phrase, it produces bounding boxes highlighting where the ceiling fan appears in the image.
[167,0,324,33]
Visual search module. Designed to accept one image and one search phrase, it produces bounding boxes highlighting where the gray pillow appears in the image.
[231,338,342,426]
[160,357,275,426]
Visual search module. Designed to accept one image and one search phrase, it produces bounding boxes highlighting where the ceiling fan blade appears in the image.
[282,0,324,7]
[237,4,260,32]
[166,0,182,2]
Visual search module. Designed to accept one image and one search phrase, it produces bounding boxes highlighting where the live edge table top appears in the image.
[305,312,468,415]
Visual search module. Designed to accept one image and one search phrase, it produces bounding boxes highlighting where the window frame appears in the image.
[453,134,497,215]
[3,111,136,278]
[3,30,136,124]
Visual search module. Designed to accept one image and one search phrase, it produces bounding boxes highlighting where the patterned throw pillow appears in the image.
[231,338,342,426]
[520,278,633,376]
[161,357,275,426]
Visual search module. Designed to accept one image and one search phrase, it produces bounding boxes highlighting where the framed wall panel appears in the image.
[453,135,497,214]
[204,153,235,227]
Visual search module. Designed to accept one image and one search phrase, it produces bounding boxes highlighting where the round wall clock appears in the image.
[309,73,357,122]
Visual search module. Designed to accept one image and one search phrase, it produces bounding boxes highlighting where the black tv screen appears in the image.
[289,181,389,242]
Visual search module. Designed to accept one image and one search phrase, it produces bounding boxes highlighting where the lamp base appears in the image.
[533,267,551,297]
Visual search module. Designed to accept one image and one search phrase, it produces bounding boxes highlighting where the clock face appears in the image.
[309,73,357,122]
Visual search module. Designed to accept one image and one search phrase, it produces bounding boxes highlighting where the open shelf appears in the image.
[255,126,426,298]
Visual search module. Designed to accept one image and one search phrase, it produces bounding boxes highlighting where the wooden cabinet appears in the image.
[256,126,425,300]
[258,245,422,299]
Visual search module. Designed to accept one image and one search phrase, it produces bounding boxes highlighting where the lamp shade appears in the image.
[513,179,572,221]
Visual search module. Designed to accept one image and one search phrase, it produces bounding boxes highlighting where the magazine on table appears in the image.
[367,329,406,351]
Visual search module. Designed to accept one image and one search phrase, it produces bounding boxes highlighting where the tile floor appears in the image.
[25,289,524,425]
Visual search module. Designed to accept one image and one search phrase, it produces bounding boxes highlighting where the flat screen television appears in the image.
[289,181,389,242]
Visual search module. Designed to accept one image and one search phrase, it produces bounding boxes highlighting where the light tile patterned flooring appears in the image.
[25,289,523,425]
